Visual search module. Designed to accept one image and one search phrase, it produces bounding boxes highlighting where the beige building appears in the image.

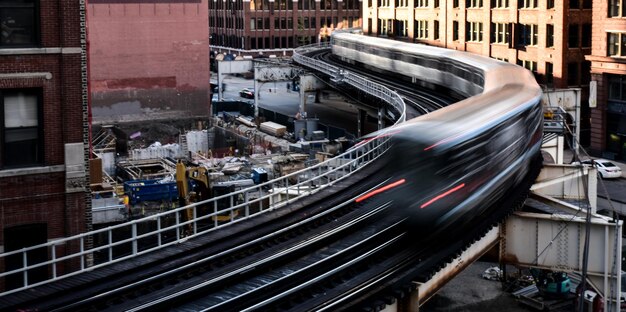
[363,0,593,147]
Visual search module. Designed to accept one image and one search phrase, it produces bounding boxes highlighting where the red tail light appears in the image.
[420,183,465,209]
[355,179,406,203]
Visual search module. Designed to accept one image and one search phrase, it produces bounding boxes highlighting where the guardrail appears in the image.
[0,44,408,296]
[292,43,406,122]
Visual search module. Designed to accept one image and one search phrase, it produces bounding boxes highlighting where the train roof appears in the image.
[331,32,538,93]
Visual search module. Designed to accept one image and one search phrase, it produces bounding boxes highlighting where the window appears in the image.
[415,20,428,39]
[608,33,626,56]
[453,21,459,41]
[581,61,591,85]
[547,0,554,8]
[492,0,509,8]
[434,0,440,7]
[518,0,537,8]
[518,24,538,46]
[395,20,408,37]
[569,24,579,48]
[582,0,591,9]
[494,56,509,62]
[491,22,509,44]
[434,20,440,40]
[517,59,537,75]
[1,89,42,168]
[546,62,554,85]
[568,62,579,86]
[466,0,483,8]
[415,0,428,7]
[0,0,38,47]
[546,24,554,47]
[609,0,626,17]
[570,0,579,9]
[608,75,626,101]
[379,18,389,36]
[582,24,591,47]
[453,0,459,8]
[466,22,484,42]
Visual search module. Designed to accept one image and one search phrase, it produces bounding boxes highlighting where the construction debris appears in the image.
[90,114,351,224]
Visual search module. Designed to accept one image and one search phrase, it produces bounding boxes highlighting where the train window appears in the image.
[400,53,413,63]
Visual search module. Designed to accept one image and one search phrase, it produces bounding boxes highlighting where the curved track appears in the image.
[4,41,544,312]
[318,50,456,118]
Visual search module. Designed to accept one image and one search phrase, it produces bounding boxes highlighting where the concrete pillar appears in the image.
[254,69,259,119]
[299,88,306,117]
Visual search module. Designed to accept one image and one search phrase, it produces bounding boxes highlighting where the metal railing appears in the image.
[292,42,406,122]
[0,44,407,296]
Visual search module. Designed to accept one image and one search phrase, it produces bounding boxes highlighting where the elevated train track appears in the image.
[2,32,551,311]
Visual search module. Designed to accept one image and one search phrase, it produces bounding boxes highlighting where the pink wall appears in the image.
[88,1,210,121]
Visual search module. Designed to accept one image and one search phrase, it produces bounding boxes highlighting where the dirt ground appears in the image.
[93,118,207,150]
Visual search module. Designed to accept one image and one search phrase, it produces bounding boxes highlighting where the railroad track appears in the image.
[4,48,544,312]
[312,50,457,119]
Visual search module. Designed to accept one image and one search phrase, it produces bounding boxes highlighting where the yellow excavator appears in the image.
[175,161,238,228]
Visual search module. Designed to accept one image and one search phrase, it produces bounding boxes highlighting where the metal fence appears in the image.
[0,42,407,297]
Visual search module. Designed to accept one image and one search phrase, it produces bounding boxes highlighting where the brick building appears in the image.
[87,0,211,123]
[363,0,593,147]
[209,0,362,56]
[586,0,626,160]
[0,0,90,290]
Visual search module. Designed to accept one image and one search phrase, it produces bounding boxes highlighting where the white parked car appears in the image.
[578,159,623,179]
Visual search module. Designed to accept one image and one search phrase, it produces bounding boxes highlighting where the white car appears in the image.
[579,159,623,179]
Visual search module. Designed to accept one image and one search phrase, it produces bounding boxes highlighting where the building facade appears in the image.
[0,0,90,291]
[209,0,362,56]
[363,0,593,147]
[88,0,211,123]
[587,0,626,160]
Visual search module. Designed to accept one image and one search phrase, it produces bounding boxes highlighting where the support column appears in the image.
[254,67,259,120]
[378,106,384,130]
[358,108,366,137]
[299,88,307,118]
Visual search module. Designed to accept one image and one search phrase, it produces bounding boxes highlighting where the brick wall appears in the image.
[587,0,626,156]
[88,2,211,122]
[0,0,89,291]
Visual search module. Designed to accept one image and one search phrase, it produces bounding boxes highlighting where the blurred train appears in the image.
[333,32,544,230]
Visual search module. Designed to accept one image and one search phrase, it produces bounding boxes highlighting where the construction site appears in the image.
[89,106,352,225]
